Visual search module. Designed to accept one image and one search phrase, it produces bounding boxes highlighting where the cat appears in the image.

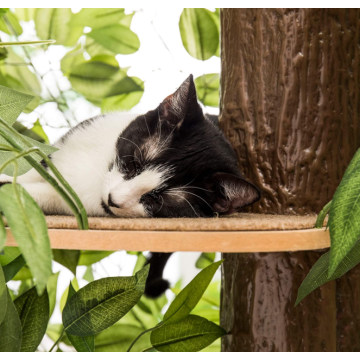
[0,75,260,296]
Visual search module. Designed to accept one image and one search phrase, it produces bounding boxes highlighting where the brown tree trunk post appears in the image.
[219,9,360,351]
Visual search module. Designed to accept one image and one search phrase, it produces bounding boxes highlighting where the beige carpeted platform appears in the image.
[6,213,330,253]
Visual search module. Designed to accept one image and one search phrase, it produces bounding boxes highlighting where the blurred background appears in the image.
[1,8,221,351]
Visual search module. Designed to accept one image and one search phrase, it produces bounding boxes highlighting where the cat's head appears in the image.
[102,75,260,218]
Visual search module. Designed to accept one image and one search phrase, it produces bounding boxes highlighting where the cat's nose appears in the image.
[108,194,121,208]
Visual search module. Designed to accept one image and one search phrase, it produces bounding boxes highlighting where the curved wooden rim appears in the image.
[5,227,330,253]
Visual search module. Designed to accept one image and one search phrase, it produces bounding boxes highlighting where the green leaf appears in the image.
[0,184,52,294]
[328,148,360,276]
[0,40,56,47]
[0,265,7,325]
[85,37,114,58]
[0,246,21,266]
[0,12,23,36]
[30,120,49,144]
[87,25,140,55]
[315,200,332,229]
[179,9,219,60]
[101,91,143,112]
[0,290,22,351]
[195,252,216,269]
[60,44,86,76]
[95,324,150,352]
[78,250,114,266]
[62,265,149,336]
[14,287,49,352]
[151,315,226,352]
[11,264,32,281]
[14,8,36,22]
[3,254,26,282]
[164,260,223,324]
[83,265,94,282]
[48,272,60,318]
[66,282,95,352]
[132,252,147,275]
[194,74,219,107]
[34,8,72,46]
[53,249,80,275]
[13,121,46,143]
[0,215,5,252]
[60,278,79,312]
[296,239,360,305]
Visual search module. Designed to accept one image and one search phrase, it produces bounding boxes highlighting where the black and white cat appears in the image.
[0,75,260,296]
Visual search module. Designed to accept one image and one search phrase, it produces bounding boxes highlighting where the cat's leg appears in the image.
[0,168,44,184]
[20,182,74,215]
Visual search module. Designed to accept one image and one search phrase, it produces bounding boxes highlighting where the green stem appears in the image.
[315,200,332,229]
[127,322,163,352]
[0,126,85,230]
[49,328,65,352]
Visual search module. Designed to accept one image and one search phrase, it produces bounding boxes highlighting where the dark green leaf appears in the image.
[3,254,26,282]
[63,265,149,336]
[0,290,22,351]
[195,252,216,269]
[151,315,226,352]
[48,272,60,318]
[78,250,114,266]
[179,9,219,60]
[0,184,52,293]
[0,215,5,252]
[0,265,7,325]
[164,260,223,324]
[328,148,360,276]
[14,287,49,351]
[11,263,31,281]
[53,249,80,275]
[194,74,219,107]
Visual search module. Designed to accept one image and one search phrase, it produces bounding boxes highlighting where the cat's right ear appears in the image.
[158,74,203,128]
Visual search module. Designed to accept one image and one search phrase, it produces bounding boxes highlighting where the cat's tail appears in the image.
[144,252,173,298]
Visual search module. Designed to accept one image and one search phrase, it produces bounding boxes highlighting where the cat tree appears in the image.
[5,8,360,353]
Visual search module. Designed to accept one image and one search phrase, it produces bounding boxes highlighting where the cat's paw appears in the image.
[144,278,170,298]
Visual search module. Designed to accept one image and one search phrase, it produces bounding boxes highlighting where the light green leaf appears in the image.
[151,315,226,352]
[2,254,26,282]
[48,272,60,318]
[0,290,22,351]
[296,239,360,305]
[101,91,143,112]
[83,265,94,282]
[87,25,140,55]
[62,265,149,336]
[179,9,219,60]
[195,252,216,269]
[60,44,86,76]
[0,246,21,266]
[13,121,46,143]
[164,260,223,324]
[0,215,5,252]
[95,324,150,352]
[14,287,49,352]
[0,40,56,47]
[132,252,147,275]
[30,120,49,144]
[12,264,31,281]
[194,74,219,107]
[35,8,72,46]
[0,184,52,294]
[78,250,114,266]
[14,8,36,22]
[0,265,7,325]
[85,37,114,58]
[66,282,95,352]
[328,148,360,276]
[60,278,79,313]
[0,12,23,36]
[53,249,80,275]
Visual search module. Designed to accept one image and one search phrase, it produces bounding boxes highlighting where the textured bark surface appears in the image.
[220,9,360,352]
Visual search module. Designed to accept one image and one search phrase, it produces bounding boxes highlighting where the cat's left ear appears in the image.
[211,173,261,215]
[159,74,203,127]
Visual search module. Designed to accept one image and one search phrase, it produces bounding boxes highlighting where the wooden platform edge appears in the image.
[5,228,330,253]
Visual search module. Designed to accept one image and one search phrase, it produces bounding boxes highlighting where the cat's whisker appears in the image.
[171,185,213,193]
[155,195,164,214]
[168,192,200,217]
[122,154,142,165]
[168,190,213,210]
[118,136,144,161]
[143,115,151,138]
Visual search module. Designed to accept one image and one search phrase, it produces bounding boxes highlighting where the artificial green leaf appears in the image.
[66,282,95,352]
[3,254,26,282]
[35,8,72,45]
[0,246,21,266]
[195,252,216,269]
[12,264,32,281]
[87,25,140,55]
[194,74,219,107]
[132,252,147,275]
[0,9,7,19]
[0,265,7,325]
[0,36,7,61]
[71,8,130,30]
[14,287,49,351]
[0,11,23,36]
[0,215,5,252]
[0,184,52,294]
[14,8,36,22]
[164,260,223,324]
[63,265,149,336]
[151,315,226,352]
[0,290,22,351]
[13,121,46,143]
[179,9,219,60]
[95,324,150,352]
[60,278,79,312]
[78,250,114,266]
[296,239,360,305]
[85,37,114,58]
[48,272,60,318]
[328,148,360,276]
[83,265,94,282]
[53,249,80,275]
[30,120,49,144]
[101,91,143,112]
[60,45,86,76]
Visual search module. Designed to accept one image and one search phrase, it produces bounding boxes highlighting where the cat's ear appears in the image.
[159,74,203,127]
[211,173,261,214]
